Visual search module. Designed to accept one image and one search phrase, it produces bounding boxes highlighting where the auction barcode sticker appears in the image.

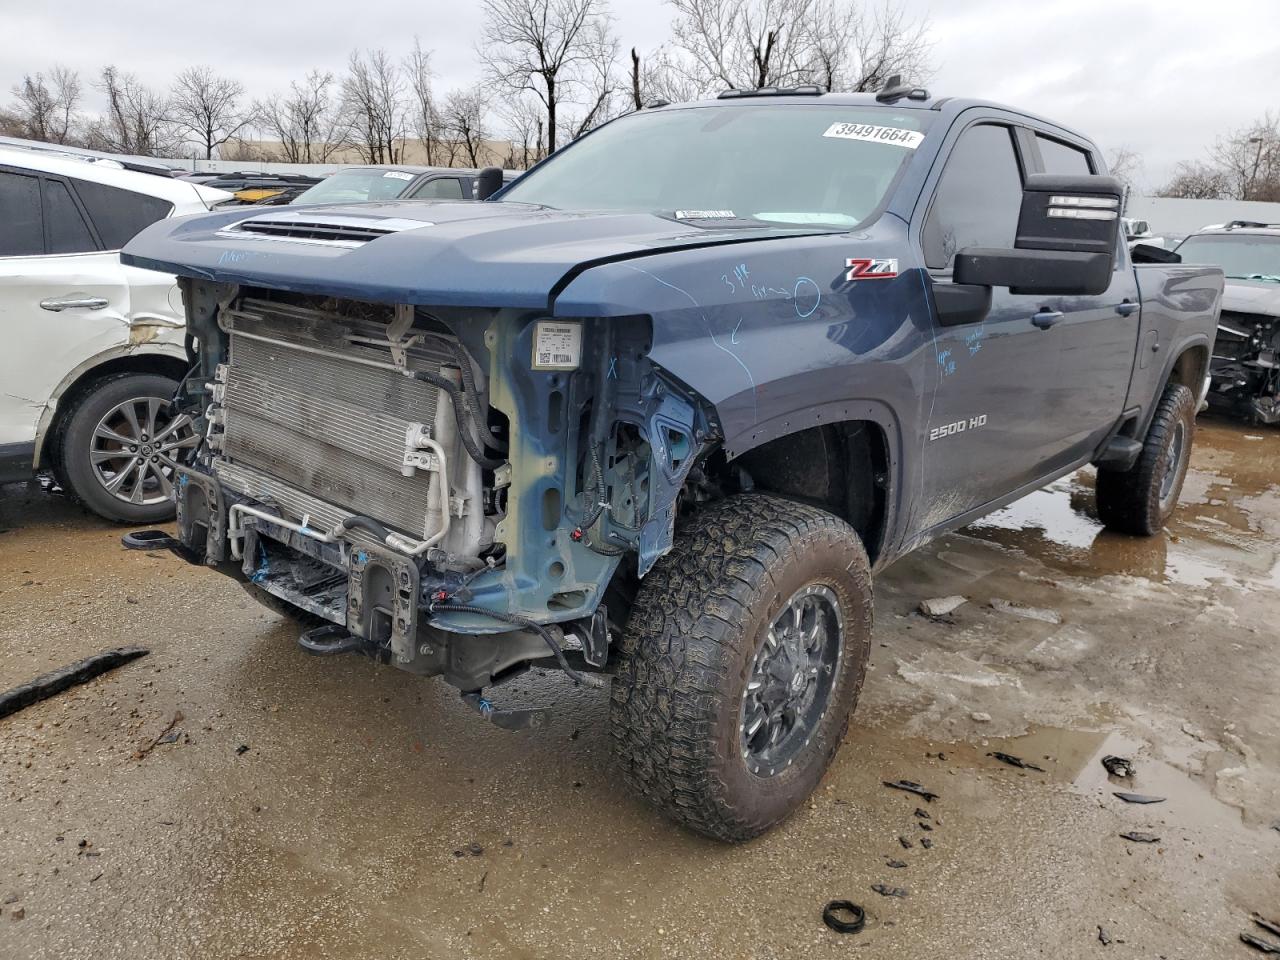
[383,170,415,180]
[532,320,582,371]
[822,123,924,149]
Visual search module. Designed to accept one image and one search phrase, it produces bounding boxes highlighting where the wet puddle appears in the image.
[963,421,1280,590]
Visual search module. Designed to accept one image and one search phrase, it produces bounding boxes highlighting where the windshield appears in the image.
[1174,233,1280,281]
[292,169,418,205]
[500,104,932,228]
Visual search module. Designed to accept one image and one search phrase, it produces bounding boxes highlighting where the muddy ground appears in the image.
[1,417,1278,959]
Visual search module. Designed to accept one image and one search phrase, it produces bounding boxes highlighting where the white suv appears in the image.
[0,145,229,522]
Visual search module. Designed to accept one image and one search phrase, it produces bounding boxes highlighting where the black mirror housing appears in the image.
[954,173,1123,296]
[475,166,504,201]
[954,248,1113,296]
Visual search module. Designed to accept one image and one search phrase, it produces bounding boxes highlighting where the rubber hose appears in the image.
[409,370,506,470]
[430,602,586,685]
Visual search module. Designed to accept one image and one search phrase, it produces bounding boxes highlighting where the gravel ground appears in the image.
[1,416,1277,959]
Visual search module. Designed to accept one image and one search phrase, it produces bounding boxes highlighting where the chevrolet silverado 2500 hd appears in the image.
[121,84,1223,841]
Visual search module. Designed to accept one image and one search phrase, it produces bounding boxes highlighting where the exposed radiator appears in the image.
[217,297,455,538]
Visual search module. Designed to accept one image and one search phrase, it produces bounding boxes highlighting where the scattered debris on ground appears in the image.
[1119,831,1160,844]
[1101,755,1135,778]
[918,596,967,619]
[970,712,992,723]
[821,900,866,934]
[989,598,1062,624]
[1098,926,1113,946]
[871,883,908,898]
[886,859,907,869]
[0,646,148,720]
[133,711,184,761]
[234,744,249,756]
[1242,932,1280,955]
[883,780,937,802]
[987,751,1045,772]
[1113,792,1165,805]
[1254,915,1280,939]
[898,835,913,849]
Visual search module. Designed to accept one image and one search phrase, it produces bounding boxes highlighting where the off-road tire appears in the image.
[609,494,873,842]
[1097,382,1196,536]
[58,373,182,524]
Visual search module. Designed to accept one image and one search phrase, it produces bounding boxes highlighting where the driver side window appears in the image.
[923,124,1024,270]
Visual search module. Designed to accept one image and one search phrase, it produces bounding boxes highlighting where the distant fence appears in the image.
[1125,196,1280,237]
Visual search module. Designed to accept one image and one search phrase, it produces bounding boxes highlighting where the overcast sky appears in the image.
[3,0,1276,189]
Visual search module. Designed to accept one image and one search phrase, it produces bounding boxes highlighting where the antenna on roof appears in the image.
[875,75,929,104]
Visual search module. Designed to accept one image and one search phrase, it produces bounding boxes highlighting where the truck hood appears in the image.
[120,200,834,310]
[1221,278,1280,316]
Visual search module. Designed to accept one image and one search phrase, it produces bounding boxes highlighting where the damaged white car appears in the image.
[0,145,229,521]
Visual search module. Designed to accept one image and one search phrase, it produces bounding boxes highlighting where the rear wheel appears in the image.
[58,373,197,524]
[610,494,873,842]
[1096,382,1196,536]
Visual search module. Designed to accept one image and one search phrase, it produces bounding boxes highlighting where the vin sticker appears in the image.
[846,257,899,281]
[675,209,735,219]
[822,123,924,149]
[532,320,582,371]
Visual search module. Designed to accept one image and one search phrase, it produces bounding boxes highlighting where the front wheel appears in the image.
[610,494,873,842]
[1096,382,1196,536]
[58,373,198,524]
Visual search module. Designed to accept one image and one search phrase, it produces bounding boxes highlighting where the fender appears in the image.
[1139,332,1212,438]
[31,339,187,469]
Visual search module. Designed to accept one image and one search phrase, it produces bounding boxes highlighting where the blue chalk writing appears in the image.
[794,277,821,318]
[730,317,743,344]
[607,356,618,379]
[965,325,986,356]
[937,349,956,377]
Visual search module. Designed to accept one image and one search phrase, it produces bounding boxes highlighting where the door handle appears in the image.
[1116,300,1139,316]
[40,296,109,312]
[1031,309,1064,330]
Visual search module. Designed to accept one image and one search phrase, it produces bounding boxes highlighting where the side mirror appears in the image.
[475,166,504,201]
[1132,242,1181,264]
[954,173,1122,296]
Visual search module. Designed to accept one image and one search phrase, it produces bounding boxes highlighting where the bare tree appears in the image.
[257,70,348,163]
[86,66,176,155]
[1157,160,1230,200]
[630,45,702,106]
[668,0,930,95]
[342,48,407,163]
[169,66,255,159]
[441,88,489,167]
[478,0,616,154]
[1209,113,1280,201]
[566,18,622,138]
[1105,145,1142,192]
[6,66,81,143]
[405,38,444,164]
[498,95,546,168]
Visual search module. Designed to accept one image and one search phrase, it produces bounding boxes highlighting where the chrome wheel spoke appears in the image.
[120,402,142,438]
[94,423,134,446]
[105,460,138,493]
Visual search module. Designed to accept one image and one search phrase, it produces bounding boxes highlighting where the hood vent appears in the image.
[217,212,432,249]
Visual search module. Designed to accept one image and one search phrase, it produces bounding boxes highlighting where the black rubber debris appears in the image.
[914,808,931,819]
[1242,933,1280,955]
[1101,755,1135,778]
[886,859,908,869]
[0,646,148,720]
[987,751,1045,772]
[1098,926,1113,946]
[235,744,249,756]
[822,900,866,934]
[871,883,908,899]
[1119,831,1160,844]
[1255,915,1280,939]
[898,835,913,849]
[920,837,933,849]
[1113,792,1165,804]
[883,780,938,802]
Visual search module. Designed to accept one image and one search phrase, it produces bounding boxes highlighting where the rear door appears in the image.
[913,118,1060,529]
[1027,132,1140,462]
[0,167,129,448]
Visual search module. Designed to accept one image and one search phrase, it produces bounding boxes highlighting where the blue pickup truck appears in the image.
[122,83,1222,841]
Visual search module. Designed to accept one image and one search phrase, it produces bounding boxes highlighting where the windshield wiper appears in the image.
[1226,274,1280,282]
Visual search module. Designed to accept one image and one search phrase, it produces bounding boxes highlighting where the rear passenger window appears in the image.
[43,179,98,254]
[0,170,44,256]
[410,177,465,200]
[72,179,173,249]
[1036,135,1092,176]
[923,124,1023,269]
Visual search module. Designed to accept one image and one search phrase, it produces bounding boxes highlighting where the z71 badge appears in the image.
[845,257,899,281]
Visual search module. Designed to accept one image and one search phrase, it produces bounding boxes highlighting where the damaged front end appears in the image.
[163,277,717,698]
[1209,309,1280,424]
